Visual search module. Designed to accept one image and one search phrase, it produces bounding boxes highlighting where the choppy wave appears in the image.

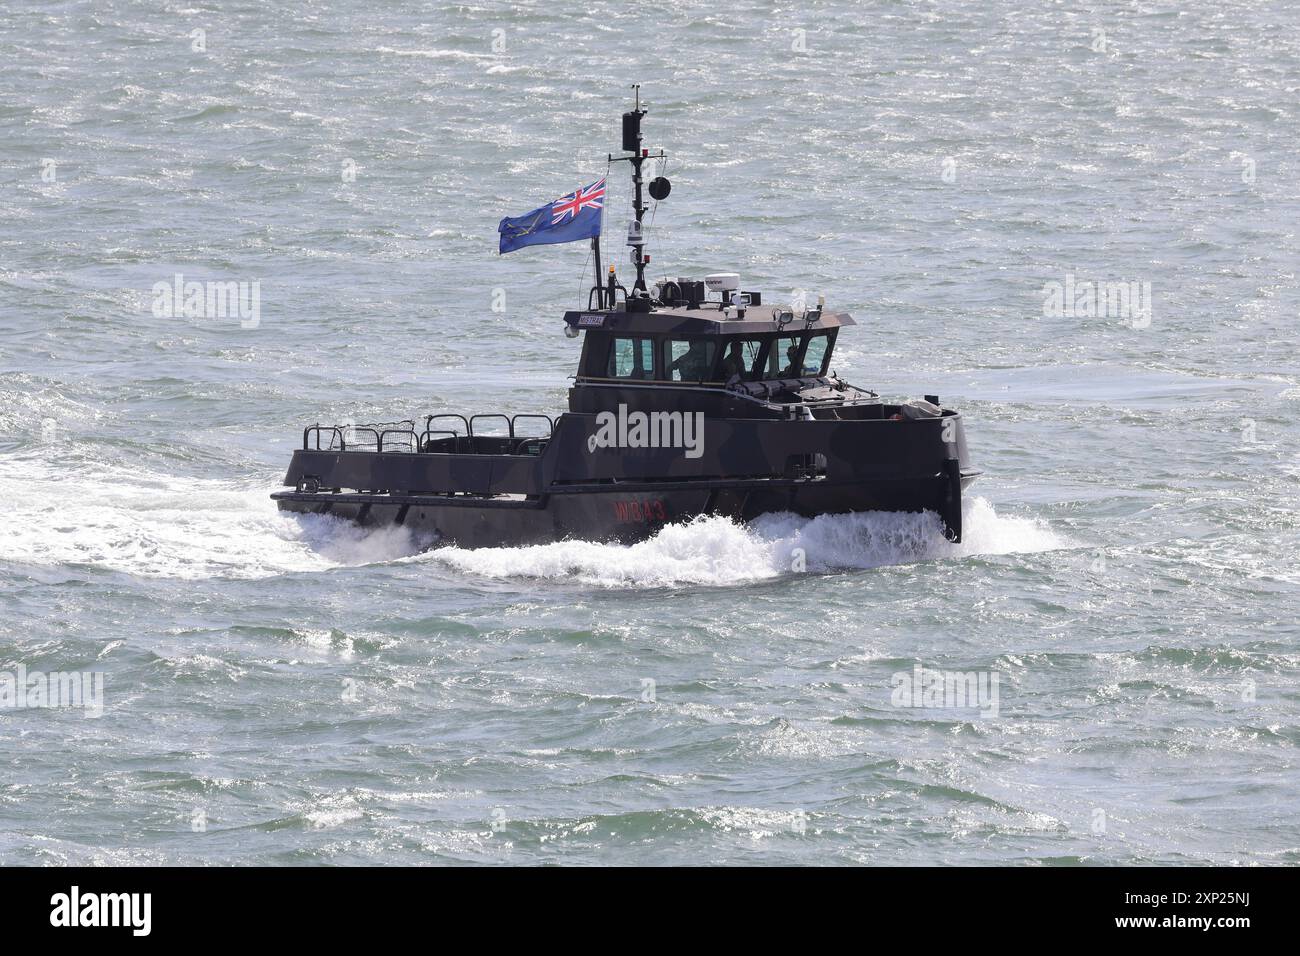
[0,455,390,579]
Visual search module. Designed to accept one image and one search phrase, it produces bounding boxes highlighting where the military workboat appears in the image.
[273,91,980,548]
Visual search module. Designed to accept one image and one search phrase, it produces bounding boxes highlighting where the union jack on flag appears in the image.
[551,178,606,225]
[498,176,605,254]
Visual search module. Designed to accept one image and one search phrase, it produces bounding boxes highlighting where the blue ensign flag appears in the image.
[498,178,605,254]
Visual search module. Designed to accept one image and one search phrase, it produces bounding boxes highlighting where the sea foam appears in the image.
[0,453,1062,584]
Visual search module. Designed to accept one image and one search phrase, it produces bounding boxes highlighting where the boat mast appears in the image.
[625,84,648,295]
[604,84,665,312]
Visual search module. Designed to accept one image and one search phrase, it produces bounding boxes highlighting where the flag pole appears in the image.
[591,236,603,308]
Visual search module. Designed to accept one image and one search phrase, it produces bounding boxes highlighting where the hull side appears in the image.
[273,471,978,549]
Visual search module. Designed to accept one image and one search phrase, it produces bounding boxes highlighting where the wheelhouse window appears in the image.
[608,337,655,379]
[802,332,835,376]
[663,339,717,382]
[718,338,764,382]
[762,335,803,379]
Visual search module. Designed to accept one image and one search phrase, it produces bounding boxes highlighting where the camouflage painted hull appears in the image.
[272,410,979,549]
[274,471,979,549]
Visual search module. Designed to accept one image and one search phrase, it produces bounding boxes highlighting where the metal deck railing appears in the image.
[302,420,418,453]
[302,414,555,456]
